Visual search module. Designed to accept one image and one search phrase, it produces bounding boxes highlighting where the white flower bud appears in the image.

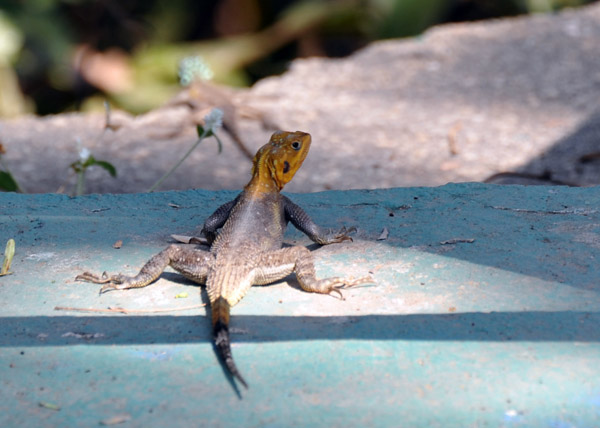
[204,108,223,134]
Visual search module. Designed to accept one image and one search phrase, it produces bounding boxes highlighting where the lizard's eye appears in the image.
[283,161,290,173]
[291,141,301,151]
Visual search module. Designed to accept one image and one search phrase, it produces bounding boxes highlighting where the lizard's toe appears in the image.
[348,275,375,287]
[98,276,133,294]
[328,275,375,299]
[328,278,357,299]
[331,226,357,243]
[75,271,112,284]
[99,282,118,294]
[328,287,345,300]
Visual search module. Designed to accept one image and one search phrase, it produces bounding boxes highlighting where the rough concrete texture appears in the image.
[1,4,600,194]
[1,184,599,426]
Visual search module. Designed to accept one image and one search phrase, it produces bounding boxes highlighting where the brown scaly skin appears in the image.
[76,131,373,389]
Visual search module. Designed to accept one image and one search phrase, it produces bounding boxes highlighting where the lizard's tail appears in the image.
[212,297,248,389]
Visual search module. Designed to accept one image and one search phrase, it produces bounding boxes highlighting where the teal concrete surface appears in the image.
[1,183,599,427]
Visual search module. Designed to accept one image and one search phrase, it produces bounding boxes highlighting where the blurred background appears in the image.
[1,0,596,118]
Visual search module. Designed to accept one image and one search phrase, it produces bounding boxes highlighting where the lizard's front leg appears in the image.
[76,244,213,294]
[283,196,357,245]
[255,246,373,298]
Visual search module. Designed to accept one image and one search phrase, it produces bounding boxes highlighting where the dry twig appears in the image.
[54,304,205,314]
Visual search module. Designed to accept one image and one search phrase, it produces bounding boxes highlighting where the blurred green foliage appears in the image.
[0,143,21,192]
[0,0,596,116]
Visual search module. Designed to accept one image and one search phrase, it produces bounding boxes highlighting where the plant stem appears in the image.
[76,170,85,196]
[147,130,209,193]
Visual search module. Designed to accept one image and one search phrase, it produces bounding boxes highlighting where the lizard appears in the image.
[76,130,372,389]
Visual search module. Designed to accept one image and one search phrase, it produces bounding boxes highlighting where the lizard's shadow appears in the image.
[161,271,297,294]
[159,272,244,397]
[160,272,203,287]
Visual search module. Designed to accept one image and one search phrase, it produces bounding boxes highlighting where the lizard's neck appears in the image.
[244,165,281,197]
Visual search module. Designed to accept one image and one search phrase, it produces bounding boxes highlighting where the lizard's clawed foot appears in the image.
[75,271,131,294]
[329,226,357,243]
[327,275,375,300]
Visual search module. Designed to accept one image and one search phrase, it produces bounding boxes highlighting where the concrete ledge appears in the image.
[1,183,599,426]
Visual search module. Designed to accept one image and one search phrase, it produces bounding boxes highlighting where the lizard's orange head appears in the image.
[251,131,311,191]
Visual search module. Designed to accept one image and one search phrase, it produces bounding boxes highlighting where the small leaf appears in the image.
[94,160,117,177]
[439,238,475,245]
[175,292,189,299]
[196,125,221,152]
[100,413,132,425]
[213,134,223,154]
[377,227,389,241]
[38,401,61,411]
[0,171,18,192]
[1,239,15,276]
[83,155,96,168]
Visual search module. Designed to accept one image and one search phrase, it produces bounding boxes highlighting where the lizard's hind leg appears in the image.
[76,244,212,294]
[258,246,373,299]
